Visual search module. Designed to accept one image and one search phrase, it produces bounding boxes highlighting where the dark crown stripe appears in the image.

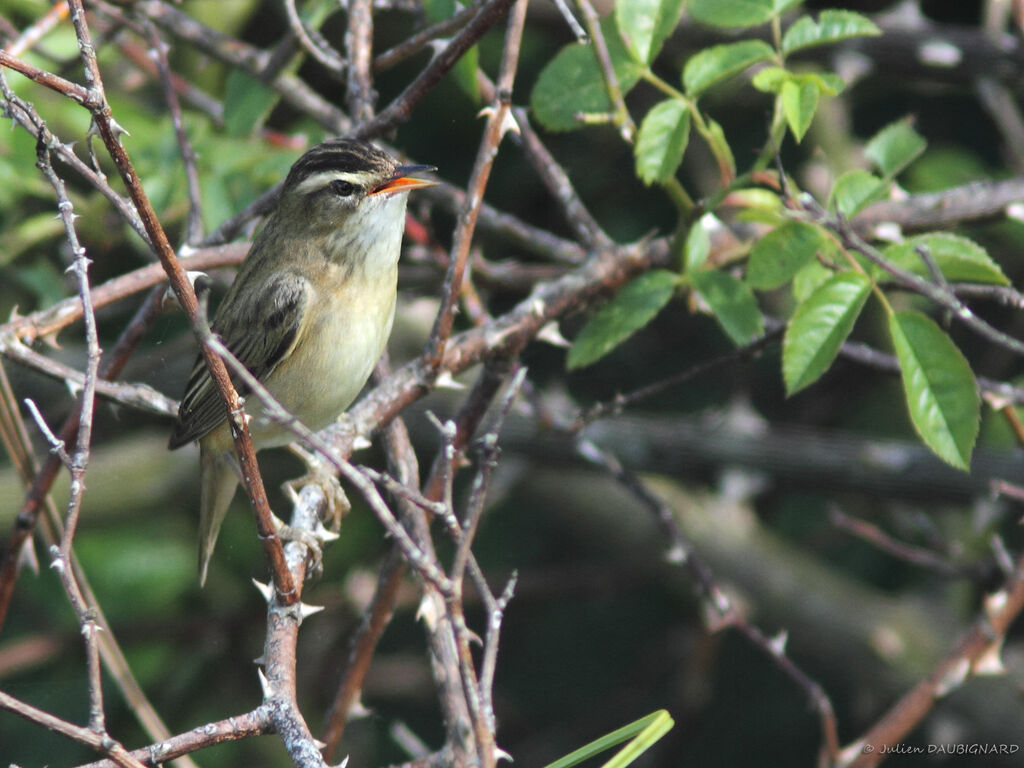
[285,140,392,189]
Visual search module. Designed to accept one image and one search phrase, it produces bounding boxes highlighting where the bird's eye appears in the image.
[330,180,357,197]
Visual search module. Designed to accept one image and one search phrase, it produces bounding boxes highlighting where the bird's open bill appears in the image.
[370,164,437,196]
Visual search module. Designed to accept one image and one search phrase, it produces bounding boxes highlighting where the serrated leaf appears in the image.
[783,271,871,394]
[223,70,278,138]
[831,169,886,217]
[747,221,826,289]
[865,119,927,178]
[688,0,801,29]
[781,10,881,55]
[889,311,979,469]
[531,17,644,132]
[881,234,1008,285]
[781,78,819,142]
[616,0,685,65]
[683,40,775,97]
[691,269,764,345]
[567,270,678,369]
[635,99,691,185]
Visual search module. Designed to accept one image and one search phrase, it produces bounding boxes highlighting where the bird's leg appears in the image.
[278,443,348,575]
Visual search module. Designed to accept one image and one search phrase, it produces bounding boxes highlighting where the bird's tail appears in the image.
[198,445,239,586]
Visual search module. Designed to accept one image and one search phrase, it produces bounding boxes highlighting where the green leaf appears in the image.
[691,269,764,345]
[12,260,67,309]
[881,234,1009,285]
[704,116,737,184]
[783,271,871,394]
[865,119,927,178]
[223,69,278,138]
[567,270,678,369]
[543,710,674,768]
[791,259,834,302]
[889,311,979,469]
[688,0,801,29]
[781,78,819,142]
[830,169,886,217]
[531,17,644,132]
[747,221,826,289]
[683,40,775,97]
[809,71,845,96]
[635,99,691,185]
[616,0,685,65]
[424,0,480,102]
[781,10,881,55]
[685,216,712,271]
[751,65,790,93]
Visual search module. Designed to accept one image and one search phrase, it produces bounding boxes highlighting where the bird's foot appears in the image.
[278,444,349,576]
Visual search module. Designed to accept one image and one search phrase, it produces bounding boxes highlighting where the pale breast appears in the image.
[248,262,398,447]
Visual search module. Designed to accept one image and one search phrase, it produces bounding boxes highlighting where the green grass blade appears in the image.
[542,710,675,768]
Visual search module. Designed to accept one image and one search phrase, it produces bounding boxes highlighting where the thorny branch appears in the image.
[4,2,1024,768]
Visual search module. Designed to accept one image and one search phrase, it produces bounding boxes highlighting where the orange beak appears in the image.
[370,163,437,196]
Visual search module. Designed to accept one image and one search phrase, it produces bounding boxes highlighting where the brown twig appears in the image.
[352,0,519,141]
[373,2,481,72]
[0,243,246,344]
[284,0,345,76]
[321,358,518,758]
[421,0,526,368]
[145,21,205,246]
[5,0,69,57]
[139,0,350,135]
[0,287,165,634]
[74,709,272,768]
[847,551,1024,767]
[0,689,147,768]
[345,0,375,122]
[512,105,610,247]
[830,507,987,580]
[0,339,177,415]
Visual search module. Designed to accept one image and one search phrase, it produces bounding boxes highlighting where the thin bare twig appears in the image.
[374,2,482,71]
[74,709,271,768]
[35,125,107,735]
[284,0,346,76]
[0,689,147,768]
[0,243,246,345]
[145,21,205,246]
[847,550,1024,767]
[577,440,841,765]
[345,0,375,121]
[830,507,989,580]
[421,0,526,368]
[322,358,519,758]
[353,0,519,141]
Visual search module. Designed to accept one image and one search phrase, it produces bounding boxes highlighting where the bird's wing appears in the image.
[168,272,311,448]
